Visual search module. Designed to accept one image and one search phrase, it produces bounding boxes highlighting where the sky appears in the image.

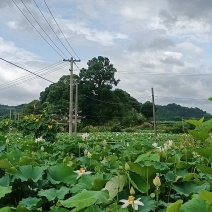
[1,0,212,114]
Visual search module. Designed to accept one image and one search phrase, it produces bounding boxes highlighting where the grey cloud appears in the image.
[160,57,184,66]
[0,0,32,8]
[165,0,212,19]
[139,62,155,69]
[159,10,178,28]
[149,38,175,49]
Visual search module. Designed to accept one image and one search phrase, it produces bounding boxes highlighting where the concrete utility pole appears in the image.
[63,57,80,135]
[9,108,12,122]
[74,81,78,137]
[151,87,157,142]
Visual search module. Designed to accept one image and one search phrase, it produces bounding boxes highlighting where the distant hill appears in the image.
[0,102,211,122]
[0,104,25,120]
[156,103,212,121]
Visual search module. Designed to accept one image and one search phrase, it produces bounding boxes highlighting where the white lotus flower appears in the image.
[35,136,44,143]
[120,196,144,210]
[152,142,158,148]
[73,168,92,179]
[81,133,89,140]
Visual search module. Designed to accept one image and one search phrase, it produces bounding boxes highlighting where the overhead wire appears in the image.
[11,0,64,59]
[0,60,63,87]
[32,0,73,58]
[0,63,69,91]
[44,0,81,60]
[20,0,68,59]
[0,58,55,84]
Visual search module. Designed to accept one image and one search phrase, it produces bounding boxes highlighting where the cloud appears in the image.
[64,21,128,46]
[0,0,212,115]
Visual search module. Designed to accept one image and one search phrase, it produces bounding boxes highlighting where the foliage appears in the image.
[0,104,24,121]
[156,103,212,121]
[22,100,41,115]
[185,117,212,142]
[141,101,155,120]
[39,75,78,115]
[0,123,212,211]
[0,118,10,134]
[18,105,60,142]
[35,56,143,127]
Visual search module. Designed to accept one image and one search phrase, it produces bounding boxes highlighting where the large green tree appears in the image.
[39,75,78,115]
[79,56,120,92]
[23,56,143,127]
[78,56,120,125]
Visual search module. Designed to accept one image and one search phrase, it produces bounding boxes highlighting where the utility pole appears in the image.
[151,88,157,142]
[9,108,12,122]
[14,108,17,120]
[63,57,80,135]
[74,81,78,137]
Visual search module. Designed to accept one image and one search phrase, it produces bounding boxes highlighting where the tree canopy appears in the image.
[29,56,143,127]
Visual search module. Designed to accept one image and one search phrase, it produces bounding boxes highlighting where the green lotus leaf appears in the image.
[137,196,156,212]
[104,175,126,200]
[0,207,13,212]
[84,205,105,212]
[50,207,69,212]
[16,205,29,212]
[0,159,17,174]
[0,176,10,187]
[135,153,160,163]
[200,190,212,202]
[166,199,183,212]
[19,197,43,210]
[70,175,93,194]
[129,172,149,193]
[14,165,45,182]
[196,164,212,175]
[0,186,12,198]
[38,186,69,201]
[173,182,210,197]
[59,190,109,211]
[47,164,76,185]
[180,194,208,212]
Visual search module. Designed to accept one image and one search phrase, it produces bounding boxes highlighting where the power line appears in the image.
[11,0,64,59]
[0,63,68,91]
[20,0,68,58]
[44,0,81,60]
[32,0,74,58]
[0,58,54,84]
[0,60,63,87]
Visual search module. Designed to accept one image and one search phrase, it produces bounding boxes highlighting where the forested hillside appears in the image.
[156,103,212,121]
[0,104,24,119]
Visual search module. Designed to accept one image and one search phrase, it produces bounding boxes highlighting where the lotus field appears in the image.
[1,116,212,211]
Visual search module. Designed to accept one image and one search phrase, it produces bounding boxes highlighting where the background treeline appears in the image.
[1,56,211,131]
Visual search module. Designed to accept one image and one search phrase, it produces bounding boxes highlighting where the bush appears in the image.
[165,122,192,134]
[18,106,60,142]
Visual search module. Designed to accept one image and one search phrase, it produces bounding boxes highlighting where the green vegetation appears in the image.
[156,103,211,121]
[0,120,212,211]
